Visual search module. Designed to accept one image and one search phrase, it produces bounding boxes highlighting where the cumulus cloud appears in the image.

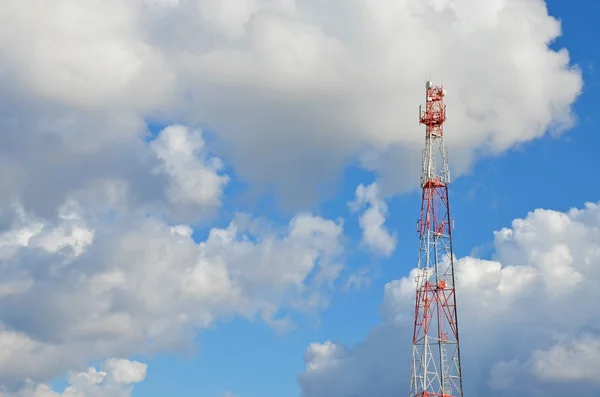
[0,0,583,209]
[349,182,396,256]
[0,0,587,392]
[150,124,229,222]
[0,118,226,225]
[0,194,343,385]
[169,0,582,204]
[299,201,600,397]
[0,359,147,397]
[531,336,600,384]
[0,0,172,112]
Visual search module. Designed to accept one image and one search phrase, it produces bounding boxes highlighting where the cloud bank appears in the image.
[0,0,583,209]
[0,122,345,388]
[0,359,147,397]
[0,0,587,393]
[299,202,600,397]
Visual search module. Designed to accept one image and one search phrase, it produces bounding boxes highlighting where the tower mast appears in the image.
[409,81,464,397]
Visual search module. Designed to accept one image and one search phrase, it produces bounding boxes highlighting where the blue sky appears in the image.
[1,1,598,397]
[128,2,600,397]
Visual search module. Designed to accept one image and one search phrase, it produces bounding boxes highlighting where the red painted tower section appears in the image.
[409,81,464,397]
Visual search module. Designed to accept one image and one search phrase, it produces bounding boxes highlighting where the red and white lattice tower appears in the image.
[409,81,464,397]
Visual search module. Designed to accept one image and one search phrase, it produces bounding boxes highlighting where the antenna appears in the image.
[409,81,465,397]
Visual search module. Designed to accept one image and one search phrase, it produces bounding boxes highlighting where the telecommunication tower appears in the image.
[409,81,464,397]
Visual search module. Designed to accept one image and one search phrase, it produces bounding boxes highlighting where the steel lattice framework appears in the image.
[409,81,464,397]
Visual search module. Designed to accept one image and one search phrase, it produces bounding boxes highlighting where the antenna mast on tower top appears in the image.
[409,81,464,397]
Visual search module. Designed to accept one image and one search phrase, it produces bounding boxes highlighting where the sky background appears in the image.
[0,0,599,397]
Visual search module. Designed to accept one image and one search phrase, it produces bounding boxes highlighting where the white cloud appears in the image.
[0,359,147,397]
[531,336,600,384]
[0,196,344,385]
[103,359,147,384]
[304,341,347,372]
[150,124,229,222]
[0,118,226,225]
[300,201,600,397]
[168,0,582,204]
[0,0,583,209]
[0,0,587,393]
[29,200,94,257]
[349,182,396,256]
[0,0,172,112]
